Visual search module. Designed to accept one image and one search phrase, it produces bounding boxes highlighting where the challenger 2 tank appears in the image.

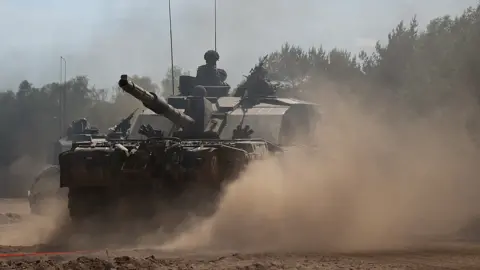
[58,59,320,234]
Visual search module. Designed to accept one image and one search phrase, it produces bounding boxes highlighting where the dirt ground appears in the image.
[2,243,480,269]
[1,200,480,269]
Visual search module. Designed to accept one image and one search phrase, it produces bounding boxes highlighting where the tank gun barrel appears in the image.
[118,74,194,128]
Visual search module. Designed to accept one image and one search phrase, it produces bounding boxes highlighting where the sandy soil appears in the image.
[1,199,480,269]
[2,243,480,269]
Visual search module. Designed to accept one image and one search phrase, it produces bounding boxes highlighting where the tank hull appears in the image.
[59,138,280,233]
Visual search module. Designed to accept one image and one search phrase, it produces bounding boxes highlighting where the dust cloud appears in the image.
[4,156,47,197]
[161,84,480,253]
[3,82,479,254]
[0,197,68,247]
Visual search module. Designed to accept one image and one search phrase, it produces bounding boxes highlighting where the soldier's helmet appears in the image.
[204,50,220,62]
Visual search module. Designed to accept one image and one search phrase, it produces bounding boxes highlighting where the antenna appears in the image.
[168,0,175,95]
[62,57,67,131]
[214,0,217,51]
[59,57,63,135]
[59,56,67,136]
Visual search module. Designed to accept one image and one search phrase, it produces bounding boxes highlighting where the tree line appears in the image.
[1,3,480,196]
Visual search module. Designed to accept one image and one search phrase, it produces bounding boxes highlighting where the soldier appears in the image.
[196,50,227,86]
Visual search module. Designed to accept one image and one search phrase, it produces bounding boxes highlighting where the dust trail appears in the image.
[0,197,68,247]
[0,159,71,248]
[162,88,480,253]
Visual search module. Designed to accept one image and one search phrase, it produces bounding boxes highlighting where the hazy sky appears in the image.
[0,0,478,92]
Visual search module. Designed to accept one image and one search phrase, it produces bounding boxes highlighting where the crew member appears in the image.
[196,50,227,86]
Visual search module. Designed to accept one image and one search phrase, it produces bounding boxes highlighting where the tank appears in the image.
[28,112,138,216]
[58,59,320,235]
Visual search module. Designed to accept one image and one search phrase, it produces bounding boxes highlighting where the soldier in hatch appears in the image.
[196,50,227,86]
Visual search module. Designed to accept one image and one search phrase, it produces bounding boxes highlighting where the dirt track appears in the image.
[1,199,480,269]
[3,244,480,269]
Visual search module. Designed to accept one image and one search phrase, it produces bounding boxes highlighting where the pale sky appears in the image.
[0,0,478,92]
